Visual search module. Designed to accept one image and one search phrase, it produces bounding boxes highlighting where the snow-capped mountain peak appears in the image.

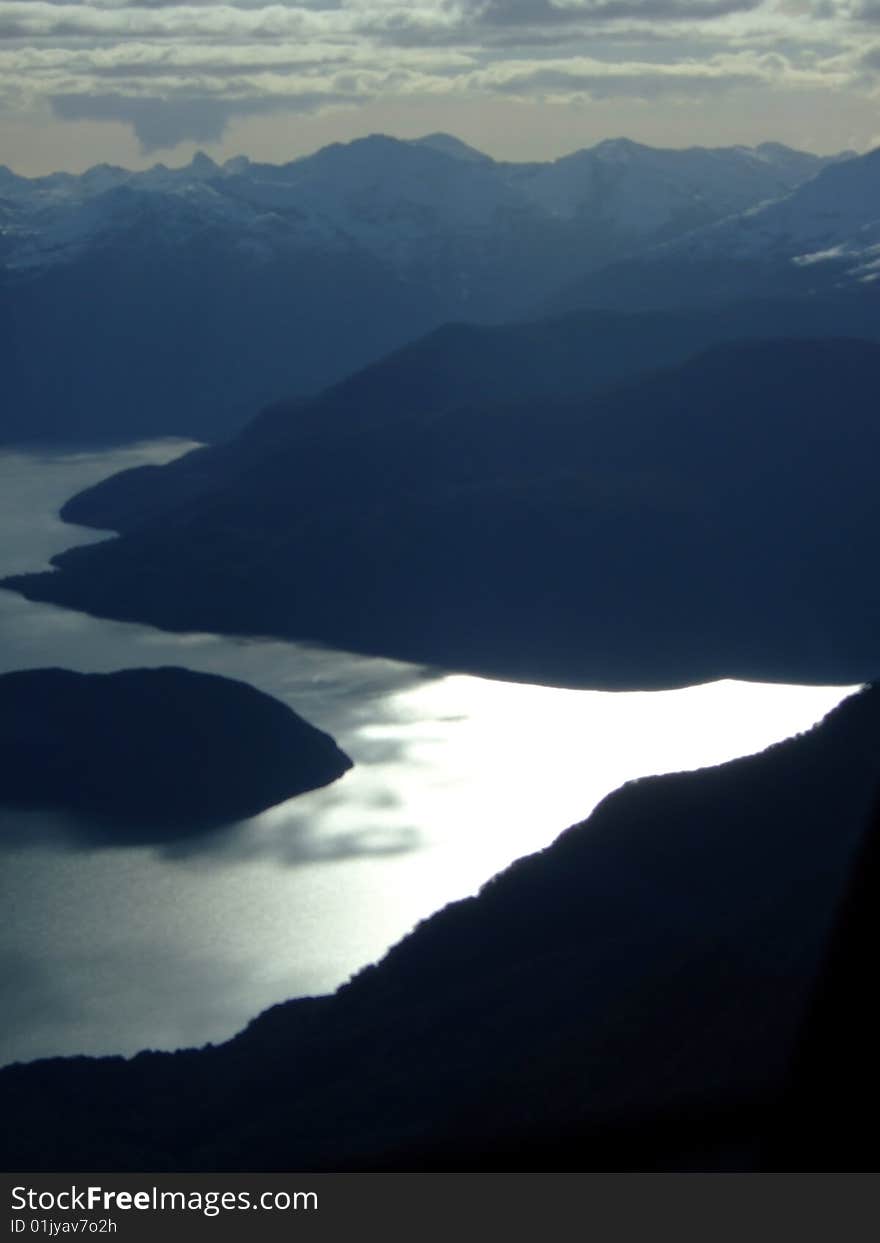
[0,132,848,283]
[656,144,880,270]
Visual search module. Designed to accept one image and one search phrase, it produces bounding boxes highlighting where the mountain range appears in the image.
[551,145,880,313]
[0,133,855,445]
[8,333,880,690]
[4,130,880,1175]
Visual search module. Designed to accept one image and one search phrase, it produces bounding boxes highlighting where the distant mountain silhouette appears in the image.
[7,336,880,691]
[0,134,841,445]
[2,685,878,1171]
[0,667,351,841]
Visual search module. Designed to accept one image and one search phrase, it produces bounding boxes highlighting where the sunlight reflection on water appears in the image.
[0,445,858,1064]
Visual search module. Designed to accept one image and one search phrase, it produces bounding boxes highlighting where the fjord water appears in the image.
[0,444,856,1066]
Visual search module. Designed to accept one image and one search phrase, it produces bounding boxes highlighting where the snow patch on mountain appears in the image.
[644,146,880,279]
[0,133,847,279]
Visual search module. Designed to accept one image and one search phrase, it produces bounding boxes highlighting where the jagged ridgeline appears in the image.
[0,134,860,444]
[2,685,878,1171]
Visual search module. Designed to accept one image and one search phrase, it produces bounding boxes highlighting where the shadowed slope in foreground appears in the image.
[2,686,878,1171]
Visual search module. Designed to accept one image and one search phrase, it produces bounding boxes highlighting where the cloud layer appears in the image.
[0,0,878,157]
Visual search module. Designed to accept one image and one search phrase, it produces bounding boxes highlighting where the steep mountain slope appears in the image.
[7,336,880,691]
[550,145,880,314]
[2,685,878,1171]
[55,287,880,535]
[0,135,841,445]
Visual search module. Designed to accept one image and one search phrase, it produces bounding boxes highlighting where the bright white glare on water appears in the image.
[0,445,859,1065]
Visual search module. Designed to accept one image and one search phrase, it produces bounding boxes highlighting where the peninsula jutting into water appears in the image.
[0,665,353,842]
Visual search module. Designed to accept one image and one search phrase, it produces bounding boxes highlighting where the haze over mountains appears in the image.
[7,134,869,689]
[0,132,855,444]
[4,124,880,1173]
[550,145,880,313]
[4,138,879,687]
[9,334,880,690]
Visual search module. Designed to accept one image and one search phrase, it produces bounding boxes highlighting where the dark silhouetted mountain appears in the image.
[2,686,878,1171]
[548,145,880,315]
[763,787,880,1171]
[0,134,842,445]
[53,286,880,535]
[7,337,880,691]
[0,667,351,842]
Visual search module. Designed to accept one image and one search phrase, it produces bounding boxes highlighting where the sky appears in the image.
[1,0,880,175]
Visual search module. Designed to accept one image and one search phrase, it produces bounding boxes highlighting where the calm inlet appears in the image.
[0,443,857,1066]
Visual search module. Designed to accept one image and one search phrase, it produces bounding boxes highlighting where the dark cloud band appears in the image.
[50,89,359,149]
